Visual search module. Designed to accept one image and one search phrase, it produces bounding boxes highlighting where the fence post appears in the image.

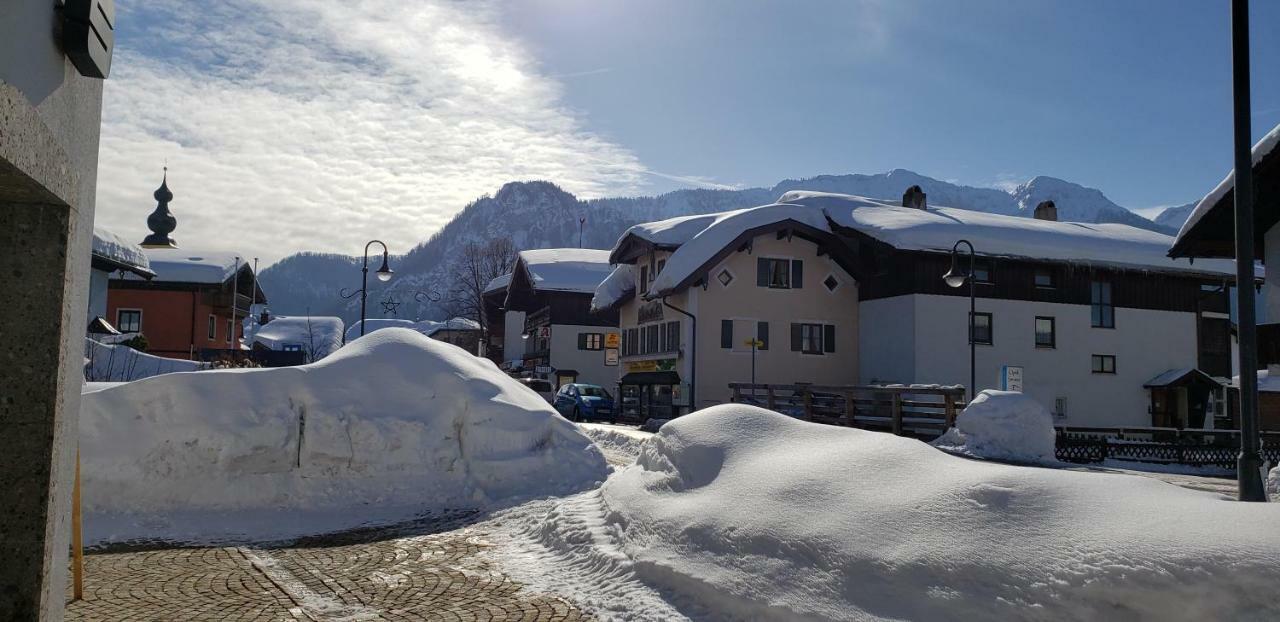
[766,386,776,411]
[843,390,856,427]
[944,393,957,427]
[891,392,903,436]
[802,387,813,421]
[732,384,741,404]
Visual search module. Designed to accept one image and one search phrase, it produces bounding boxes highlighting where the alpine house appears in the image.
[593,188,1248,427]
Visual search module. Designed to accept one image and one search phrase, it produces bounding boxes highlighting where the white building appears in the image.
[594,190,1245,427]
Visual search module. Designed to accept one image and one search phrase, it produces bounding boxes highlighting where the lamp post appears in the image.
[340,240,394,340]
[745,337,763,386]
[943,239,977,403]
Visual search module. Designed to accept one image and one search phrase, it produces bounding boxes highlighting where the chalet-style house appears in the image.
[484,249,619,389]
[106,172,266,360]
[88,225,154,328]
[593,190,1245,427]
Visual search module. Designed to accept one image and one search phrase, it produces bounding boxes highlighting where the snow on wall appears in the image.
[79,329,608,543]
[527,405,1280,620]
[252,316,345,360]
[84,338,209,382]
[517,248,614,294]
[1177,122,1280,244]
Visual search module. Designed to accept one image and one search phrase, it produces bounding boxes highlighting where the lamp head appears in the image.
[943,252,967,288]
[375,252,393,282]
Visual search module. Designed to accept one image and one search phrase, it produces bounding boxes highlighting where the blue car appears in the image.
[553,383,617,422]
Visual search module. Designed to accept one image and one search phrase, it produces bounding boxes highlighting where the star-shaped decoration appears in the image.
[380,296,402,316]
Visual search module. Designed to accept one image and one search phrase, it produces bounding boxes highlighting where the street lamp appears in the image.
[943,239,977,403]
[340,240,394,340]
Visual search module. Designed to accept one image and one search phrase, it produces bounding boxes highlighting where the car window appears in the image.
[579,386,610,398]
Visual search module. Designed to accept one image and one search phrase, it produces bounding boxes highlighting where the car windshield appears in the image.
[578,385,611,399]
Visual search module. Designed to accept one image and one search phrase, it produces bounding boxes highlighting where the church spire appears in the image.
[141,166,177,248]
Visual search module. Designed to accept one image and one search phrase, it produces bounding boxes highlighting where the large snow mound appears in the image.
[551,405,1280,620]
[251,316,344,360]
[80,328,607,543]
[84,338,209,381]
[931,390,1057,463]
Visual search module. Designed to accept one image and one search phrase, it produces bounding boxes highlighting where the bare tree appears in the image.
[446,237,518,347]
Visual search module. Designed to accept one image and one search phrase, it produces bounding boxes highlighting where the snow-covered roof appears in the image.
[1231,367,1280,393]
[1175,123,1280,249]
[91,226,153,277]
[120,248,246,284]
[590,264,636,312]
[252,316,345,359]
[485,272,512,294]
[789,191,1241,277]
[515,248,614,294]
[1143,368,1220,388]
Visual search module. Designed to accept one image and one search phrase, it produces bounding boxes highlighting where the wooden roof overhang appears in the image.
[1169,136,1280,260]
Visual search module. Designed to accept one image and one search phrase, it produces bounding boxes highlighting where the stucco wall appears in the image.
[890,293,1200,428]
[858,296,917,385]
[548,324,620,389]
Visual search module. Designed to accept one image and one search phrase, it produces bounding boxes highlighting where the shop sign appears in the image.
[638,301,665,324]
[625,358,676,373]
[605,348,619,366]
[604,332,621,349]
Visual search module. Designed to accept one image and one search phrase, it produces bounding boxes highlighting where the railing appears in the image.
[729,383,965,439]
[1055,426,1280,469]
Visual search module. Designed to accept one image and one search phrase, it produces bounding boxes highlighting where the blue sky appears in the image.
[94,1,1279,262]
[506,0,1280,211]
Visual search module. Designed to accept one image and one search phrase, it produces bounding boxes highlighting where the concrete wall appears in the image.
[861,294,1200,428]
[1,1,108,618]
[548,324,620,389]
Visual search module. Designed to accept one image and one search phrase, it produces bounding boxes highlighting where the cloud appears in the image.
[95,0,650,264]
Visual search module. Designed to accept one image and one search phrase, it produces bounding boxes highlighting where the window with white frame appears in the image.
[208,314,217,341]
[116,309,141,333]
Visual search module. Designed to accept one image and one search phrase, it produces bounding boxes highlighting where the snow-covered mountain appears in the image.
[258,170,1178,322]
[1154,201,1197,231]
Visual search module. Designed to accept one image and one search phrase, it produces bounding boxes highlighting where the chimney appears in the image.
[902,185,927,210]
[1033,200,1058,221]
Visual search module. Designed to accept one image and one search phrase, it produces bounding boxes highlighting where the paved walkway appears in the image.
[66,518,590,622]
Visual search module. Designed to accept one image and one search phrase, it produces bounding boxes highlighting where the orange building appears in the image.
[106,171,266,360]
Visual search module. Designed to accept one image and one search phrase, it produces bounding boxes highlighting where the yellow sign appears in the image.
[743,339,764,347]
[627,360,659,373]
[605,332,621,349]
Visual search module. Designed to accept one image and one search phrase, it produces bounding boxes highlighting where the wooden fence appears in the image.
[729,383,965,439]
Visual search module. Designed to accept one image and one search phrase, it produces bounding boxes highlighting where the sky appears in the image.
[95,0,1280,264]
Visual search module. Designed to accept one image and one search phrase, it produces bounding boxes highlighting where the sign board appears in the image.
[535,365,553,374]
[638,301,665,324]
[605,348,619,366]
[1000,365,1024,393]
[626,359,677,373]
[537,326,551,338]
[604,332,621,349]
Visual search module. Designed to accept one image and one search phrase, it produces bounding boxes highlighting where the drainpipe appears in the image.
[661,296,695,414]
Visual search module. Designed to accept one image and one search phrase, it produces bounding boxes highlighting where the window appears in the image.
[757,321,769,351]
[1034,269,1056,289]
[1091,354,1116,374]
[578,333,603,351]
[1091,281,1114,328]
[664,321,680,352]
[226,318,234,344]
[721,319,733,349]
[791,323,835,355]
[823,274,840,292]
[639,265,649,289]
[1034,316,1055,348]
[116,309,141,333]
[970,312,993,345]
[757,257,803,289]
[282,344,303,352]
[1054,397,1068,420]
[208,314,217,341]
[656,259,666,276]
[717,269,734,287]
[973,260,992,284]
[646,324,659,353]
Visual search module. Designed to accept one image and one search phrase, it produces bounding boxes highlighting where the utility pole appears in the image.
[579,216,586,248]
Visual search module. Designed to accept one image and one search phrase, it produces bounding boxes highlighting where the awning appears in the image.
[1144,368,1222,389]
[620,371,681,386]
[555,369,579,377]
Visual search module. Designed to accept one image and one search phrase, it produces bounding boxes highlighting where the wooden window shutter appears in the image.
[757,258,769,287]
[757,321,769,350]
[823,324,836,353]
[721,319,733,349]
[790,323,802,351]
[791,259,803,288]
[577,333,587,349]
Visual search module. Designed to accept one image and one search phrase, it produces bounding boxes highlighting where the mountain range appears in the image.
[258,169,1193,323]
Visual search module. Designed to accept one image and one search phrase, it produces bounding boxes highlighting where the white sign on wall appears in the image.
[1000,365,1024,393]
[604,348,619,366]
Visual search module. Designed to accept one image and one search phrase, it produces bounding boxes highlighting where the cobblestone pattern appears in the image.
[66,529,589,621]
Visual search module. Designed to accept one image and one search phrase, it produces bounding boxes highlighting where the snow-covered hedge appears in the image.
[931,390,1057,464]
[530,405,1280,620]
[80,328,608,543]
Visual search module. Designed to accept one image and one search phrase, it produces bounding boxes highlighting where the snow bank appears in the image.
[251,316,344,360]
[931,390,1058,464]
[1268,466,1280,501]
[345,317,480,343]
[80,328,608,543]
[525,405,1280,621]
[84,338,209,381]
[578,423,652,466]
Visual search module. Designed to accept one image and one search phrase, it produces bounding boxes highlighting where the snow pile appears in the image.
[119,247,245,283]
[1268,466,1280,501]
[514,405,1280,620]
[590,264,635,312]
[91,225,152,276]
[932,390,1058,464]
[251,316,344,360]
[84,338,209,381]
[787,191,1240,277]
[79,328,608,543]
[517,248,614,294]
[578,423,652,466]
[345,317,480,343]
[649,203,831,297]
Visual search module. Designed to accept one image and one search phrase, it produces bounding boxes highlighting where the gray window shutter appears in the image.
[721,319,733,349]
[790,323,802,351]
[577,333,587,349]
[758,321,769,350]
[757,258,769,287]
[823,324,836,353]
[792,259,803,288]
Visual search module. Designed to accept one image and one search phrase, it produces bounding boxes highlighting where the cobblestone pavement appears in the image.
[66,518,591,622]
